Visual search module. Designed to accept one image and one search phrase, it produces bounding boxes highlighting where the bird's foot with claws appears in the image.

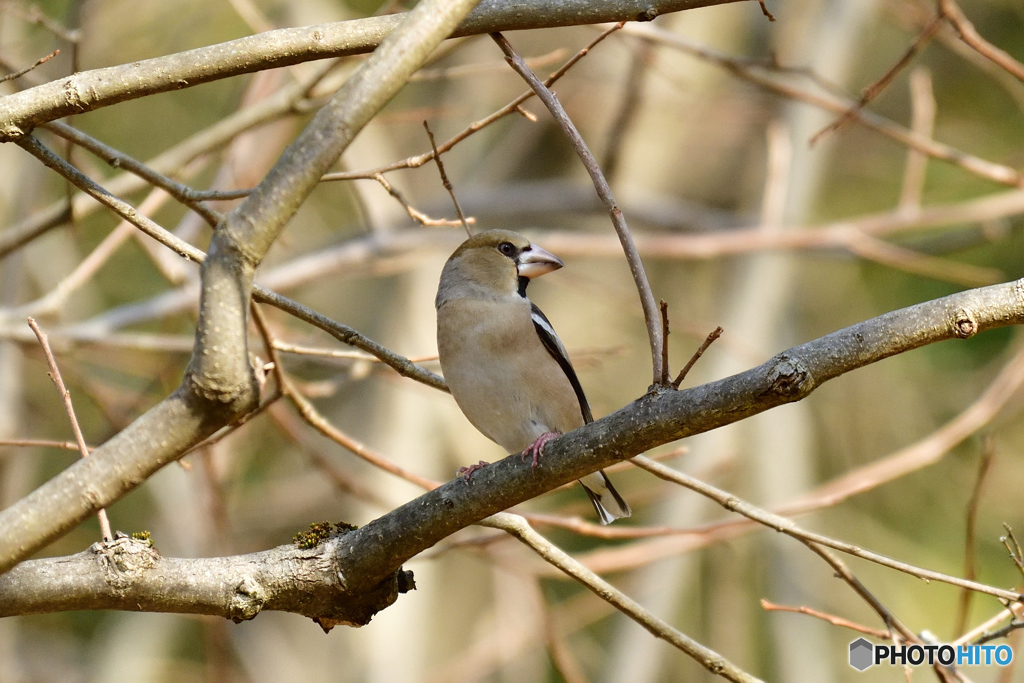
[522,432,559,469]
[457,461,490,482]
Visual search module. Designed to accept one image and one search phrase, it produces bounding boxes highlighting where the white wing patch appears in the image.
[531,309,570,362]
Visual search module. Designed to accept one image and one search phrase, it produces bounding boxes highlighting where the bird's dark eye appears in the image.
[497,242,516,257]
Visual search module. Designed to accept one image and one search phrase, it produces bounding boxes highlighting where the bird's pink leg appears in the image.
[522,432,559,469]
[457,460,490,482]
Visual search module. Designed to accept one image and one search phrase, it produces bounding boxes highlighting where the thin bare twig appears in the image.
[284,377,440,491]
[975,620,1024,646]
[630,455,1024,604]
[797,544,930,675]
[15,135,207,264]
[843,229,1001,288]
[573,345,1024,574]
[522,512,717,540]
[492,31,665,386]
[602,39,650,180]
[539,588,589,683]
[410,48,567,82]
[272,341,438,364]
[484,512,763,683]
[42,121,223,227]
[266,402,388,508]
[939,0,1024,83]
[892,0,1024,116]
[178,394,282,459]
[372,173,471,228]
[956,436,996,636]
[810,15,943,144]
[0,49,58,84]
[249,303,287,393]
[760,599,891,639]
[0,438,92,452]
[955,604,1023,645]
[617,22,1024,188]
[546,444,691,495]
[423,120,472,237]
[659,300,670,385]
[672,327,723,389]
[254,288,448,392]
[321,23,625,184]
[26,318,112,542]
[899,68,935,212]
[1003,524,1024,581]
[10,187,177,318]
[0,3,80,42]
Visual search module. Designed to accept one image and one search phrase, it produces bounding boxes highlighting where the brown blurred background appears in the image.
[0,0,1023,681]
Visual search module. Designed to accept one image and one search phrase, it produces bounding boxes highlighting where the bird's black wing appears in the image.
[530,302,593,424]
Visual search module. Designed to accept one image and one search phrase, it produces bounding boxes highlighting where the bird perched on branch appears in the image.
[435,229,631,524]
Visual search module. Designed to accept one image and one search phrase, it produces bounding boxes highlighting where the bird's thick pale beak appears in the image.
[516,244,564,279]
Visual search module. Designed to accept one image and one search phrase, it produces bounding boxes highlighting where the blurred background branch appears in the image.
[0,0,1023,681]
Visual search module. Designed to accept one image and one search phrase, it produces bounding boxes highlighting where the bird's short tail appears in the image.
[579,471,631,525]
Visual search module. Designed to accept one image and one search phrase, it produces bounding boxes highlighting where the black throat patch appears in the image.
[517,276,529,298]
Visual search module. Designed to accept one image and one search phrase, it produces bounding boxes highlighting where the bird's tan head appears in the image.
[436,230,563,307]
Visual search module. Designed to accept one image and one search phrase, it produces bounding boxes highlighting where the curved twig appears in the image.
[492,32,665,386]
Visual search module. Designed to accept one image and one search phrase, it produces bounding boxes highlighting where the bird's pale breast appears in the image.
[437,295,584,454]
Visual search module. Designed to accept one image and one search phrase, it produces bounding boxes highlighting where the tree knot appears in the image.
[92,533,159,594]
[184,371,259,412]
[62,75,89,113]
[0,124,27,142]
[229,575,267,622]
[766,354,812,398]
[952,307,978,339]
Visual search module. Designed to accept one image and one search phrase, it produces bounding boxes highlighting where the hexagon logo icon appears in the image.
[849,638,874,671]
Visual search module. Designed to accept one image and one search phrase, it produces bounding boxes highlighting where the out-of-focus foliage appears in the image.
[0,0,1022,681]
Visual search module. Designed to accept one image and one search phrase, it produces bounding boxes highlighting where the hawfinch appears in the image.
[435,230,631,524]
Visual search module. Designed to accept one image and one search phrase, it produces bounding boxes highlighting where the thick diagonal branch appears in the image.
[330,278,1024,591]
[4,279,1023,622]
